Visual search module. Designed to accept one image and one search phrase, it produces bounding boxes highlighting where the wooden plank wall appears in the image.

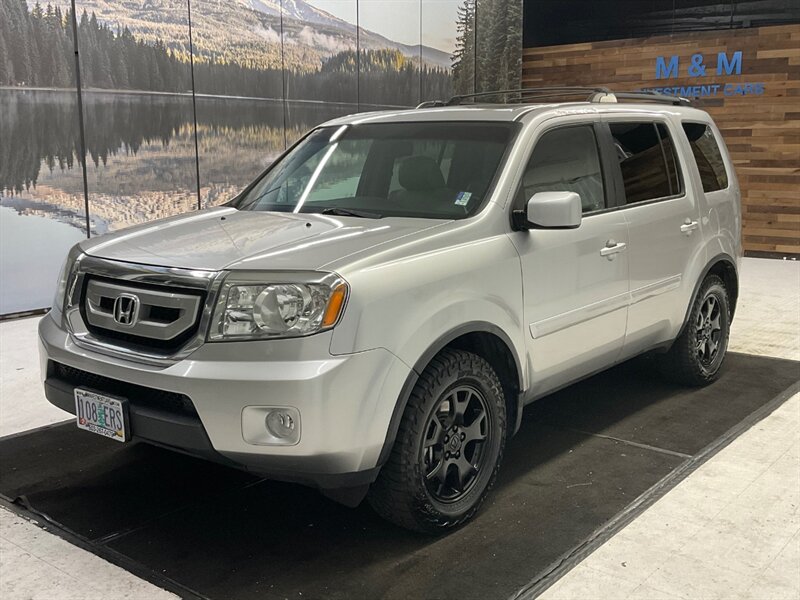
[522,25,800,257]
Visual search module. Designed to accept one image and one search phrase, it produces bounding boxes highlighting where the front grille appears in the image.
[81,276,205,352]
[53,362,198,418]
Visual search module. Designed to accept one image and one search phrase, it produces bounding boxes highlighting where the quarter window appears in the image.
[610,122,683,204]
[517,125,606,213]
[682,123,729,192]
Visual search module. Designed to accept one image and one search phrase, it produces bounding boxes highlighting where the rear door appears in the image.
[508,120,630,398]
[601,116,706,358]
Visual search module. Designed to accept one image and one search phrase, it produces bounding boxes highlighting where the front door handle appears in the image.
[600,239,627,260]
[681,219,699,235]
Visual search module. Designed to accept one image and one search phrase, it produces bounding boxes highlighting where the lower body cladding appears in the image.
[37,315,411,502]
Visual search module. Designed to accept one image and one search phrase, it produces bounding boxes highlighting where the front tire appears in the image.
[368,349,506,533]
[658,274,730,386]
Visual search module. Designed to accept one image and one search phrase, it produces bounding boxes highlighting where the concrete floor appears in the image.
[541,394,799,600]
[540,257,800,600]
[0,257,797,599]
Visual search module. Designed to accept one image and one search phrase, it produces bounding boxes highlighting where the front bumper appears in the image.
[38,314,411,489]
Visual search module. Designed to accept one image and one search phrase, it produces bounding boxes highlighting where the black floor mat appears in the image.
[1,353,797,600]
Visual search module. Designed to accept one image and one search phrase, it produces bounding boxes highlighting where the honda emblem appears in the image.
[112,294,139,327]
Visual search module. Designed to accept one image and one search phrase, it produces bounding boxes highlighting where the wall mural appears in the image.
[0,0,521,314]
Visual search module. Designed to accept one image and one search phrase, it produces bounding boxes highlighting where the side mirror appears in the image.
[514,191,582,230]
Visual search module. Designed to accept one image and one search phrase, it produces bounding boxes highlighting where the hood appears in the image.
[80,207,447,272]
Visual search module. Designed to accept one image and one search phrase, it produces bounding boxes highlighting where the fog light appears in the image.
[266,410,296,439]
[242,406,301,446]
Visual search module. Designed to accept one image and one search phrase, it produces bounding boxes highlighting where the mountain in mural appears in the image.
[244,0,348,29]
[31,0,452,71]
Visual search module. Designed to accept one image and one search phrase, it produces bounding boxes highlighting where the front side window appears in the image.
[610,121,683,204]
[682,123,729,192]
[516,125,606,213]
[233,122,516,220]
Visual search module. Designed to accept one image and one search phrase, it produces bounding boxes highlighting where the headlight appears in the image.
[209,272,348,341]
[51,245,83,321]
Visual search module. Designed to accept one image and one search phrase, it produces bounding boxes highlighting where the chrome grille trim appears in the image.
[64,256,224,367]
[84,279,202,340]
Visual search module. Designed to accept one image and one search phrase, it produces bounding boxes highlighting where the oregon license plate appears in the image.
[74,388,129,442]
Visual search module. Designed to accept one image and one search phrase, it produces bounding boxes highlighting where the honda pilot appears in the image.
[39,88,741,532]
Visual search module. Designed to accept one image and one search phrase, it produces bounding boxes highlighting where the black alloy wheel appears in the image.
[421,385,492,503]
[368,349,506,533]
[695,293,723,366]
[657,274,730,386]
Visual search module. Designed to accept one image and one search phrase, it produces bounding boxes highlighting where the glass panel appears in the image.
[448,0,477,96]
[673,1,735,32]
[190,0,286,208]
[519,126,605,213]
[421,0,463,101]
[527,1,800,47]
[0,2,87,313]
[683,123,729,192]
[523,0,749,47]
[282,0,360,146]
[475,0,522,95]
[284,0,358,106]
[75,1,197,232]
[358,0,421,108]
[610,122,672,204]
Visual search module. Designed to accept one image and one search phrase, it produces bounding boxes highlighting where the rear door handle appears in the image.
[600,239,627,260]
[681,219,699,235]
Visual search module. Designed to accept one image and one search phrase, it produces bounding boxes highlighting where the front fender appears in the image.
[329,233,526,389]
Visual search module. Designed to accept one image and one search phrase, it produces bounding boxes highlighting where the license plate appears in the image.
[74,388,129,443]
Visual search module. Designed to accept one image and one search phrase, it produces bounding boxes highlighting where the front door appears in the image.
[508,122,630,398]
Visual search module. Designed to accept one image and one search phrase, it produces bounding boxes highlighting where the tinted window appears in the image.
[233,122,515,220]
[610,122,682,204]
[518,125,605,213]
[682,123,729,192]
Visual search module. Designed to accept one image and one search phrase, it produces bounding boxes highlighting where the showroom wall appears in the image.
[0,0,521,315]
[523,0,800,258]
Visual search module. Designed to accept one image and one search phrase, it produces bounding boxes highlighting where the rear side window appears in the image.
[682,123,729,192]
[610,122,683,204]
[518,125,606,213]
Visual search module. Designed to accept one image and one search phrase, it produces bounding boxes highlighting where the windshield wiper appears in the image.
[318,207,383,219]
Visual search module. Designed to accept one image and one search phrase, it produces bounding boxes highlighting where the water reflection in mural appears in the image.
[74,0,197,233]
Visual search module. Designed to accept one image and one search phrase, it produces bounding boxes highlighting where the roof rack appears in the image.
[415,87,691,109]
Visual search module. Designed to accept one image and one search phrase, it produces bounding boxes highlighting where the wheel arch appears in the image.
[376,322,524,466]
[678,252,739,338]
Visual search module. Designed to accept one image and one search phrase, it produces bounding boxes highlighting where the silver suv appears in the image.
[39,88,741,532]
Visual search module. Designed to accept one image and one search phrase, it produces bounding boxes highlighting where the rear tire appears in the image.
[368,349,506,533]
[657,274,730,386]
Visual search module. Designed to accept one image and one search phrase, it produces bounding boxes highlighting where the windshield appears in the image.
[232,122,517,219]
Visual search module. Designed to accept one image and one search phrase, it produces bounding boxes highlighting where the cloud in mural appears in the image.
[252,24,282,45]
[294,26,350,53]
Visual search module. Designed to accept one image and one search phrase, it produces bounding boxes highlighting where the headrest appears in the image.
[398,156,445,192]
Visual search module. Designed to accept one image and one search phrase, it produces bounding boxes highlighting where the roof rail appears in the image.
[416,100,447,108]
[592,90,691,106]
[415,87,691,109]
[443,86,611,106]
